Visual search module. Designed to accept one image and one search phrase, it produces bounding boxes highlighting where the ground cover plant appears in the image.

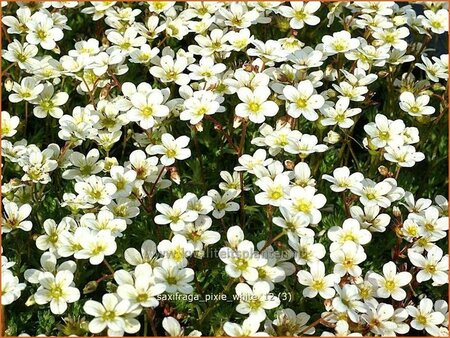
[1,1,449,336]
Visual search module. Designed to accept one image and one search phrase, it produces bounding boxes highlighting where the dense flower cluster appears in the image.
[1,1,448,337]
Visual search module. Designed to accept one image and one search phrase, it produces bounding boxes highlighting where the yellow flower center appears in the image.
[166,148,177,158]
[296,97,308,108]
[312,279,325,290]
[248,101,261,113]
[142,107,154,117]
[102,310,116,321]
[294,199,312,213]
[384,279,396,291]
[235,258,249,271]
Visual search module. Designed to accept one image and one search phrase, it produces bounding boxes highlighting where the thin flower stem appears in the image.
[145,308,158,336]
[299,312,333,335]
[394,166,401,180]
[198,278,236,325]
[1,63,15,77]
[259,230,285,253]
[103,259,115,274]
[204,115,239,153]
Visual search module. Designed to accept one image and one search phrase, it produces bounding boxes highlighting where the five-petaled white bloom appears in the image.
[147,133,191,166]
[34,270,80,314]
[235,281,280,322]
[399,91,435,117]
[283,80,325,121]
[368,261,412,301]
[236,86,279,124]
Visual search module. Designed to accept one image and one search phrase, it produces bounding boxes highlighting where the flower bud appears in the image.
[324,130,341,144]
[4,78,13,92]
[25,294,36,306]
[393,206,402,218]
[378,165,389,176]
[284,160,295,170]
[104,157,119,171]
[193,121,203,132]
[83,281,98,294]
[168,166,181,185]
[432,83,446,91]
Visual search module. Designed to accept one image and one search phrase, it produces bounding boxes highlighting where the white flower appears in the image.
[421,9,449,34]
[219,3,259,29]
[283,80,324,121]
[107,27,146,54]
[330,242,366,277]
[235,281,280,322]
[127,90,170,130]
[372,27,410,50]
[9,77,44,103]
[416,55,447,82]
[188,56,226,82]
[177,216,220,252]
[407,298,445,336]
[399,91,435,117]
[321,319,362,337]
[364,114,405,149]
[384,145,425,167]
[24,252,76,284]
[124,240,159,268]
[150,55,190,85]
[74,175,117,205]
[235,86,279,124]
[153,260,194,294]
[255,173,290,206]
[288,186,326,224]
[410,206,448,239]
[162,316,202,336]
[351,179,393,208]
[223,318,268,336]
[368,261,412,301]
[1,111,20,138]
[75,229,117,265]
[328,218,372,251]
[321,97,361,128]
[289,236,326,266]
[2,201,32,233]
[83,293,141,336]
[36,219,69,253]
[322,30,360,54]
[297,261,339,299]
[80,210,127,237]
[157,234,194,267]
[180,90,223,125]
[235,149,273,173]
[332,284,367,323]
[322,166,363,192]
[110,166,138,198]
[31,84,68,119]
[208,189,240,219]
[1,270,26,305]
[219,240,267,282]
[278,1,321,29]
[26,12,63,50]
[2,40,39,70]
[147,133,191,166]
[62,149,104,181]
[115,264,166,308]
[408,246,448,285]
[362,301,397,336]
[284,134,328,158]
[273,207,314,241]
[155,198,198,232]
[34,270,80,314]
